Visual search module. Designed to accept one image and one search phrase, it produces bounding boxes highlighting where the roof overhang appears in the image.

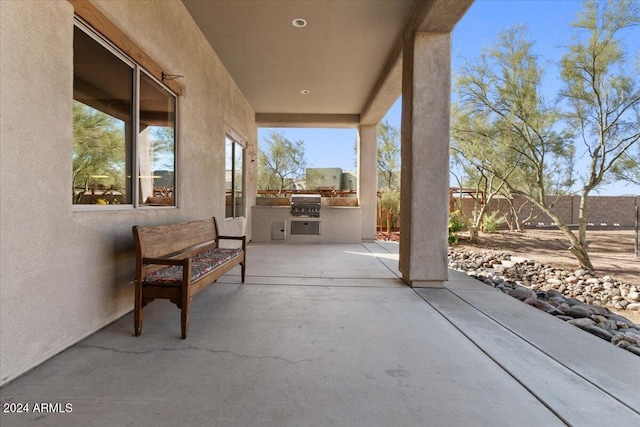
[181,0,473,127]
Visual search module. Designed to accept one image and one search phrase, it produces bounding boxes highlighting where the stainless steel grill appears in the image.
[291,194,321,218]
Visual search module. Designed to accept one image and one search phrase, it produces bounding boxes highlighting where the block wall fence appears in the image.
[453,195,640,229]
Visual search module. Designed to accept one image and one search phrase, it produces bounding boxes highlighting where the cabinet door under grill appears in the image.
[291,220,321,235]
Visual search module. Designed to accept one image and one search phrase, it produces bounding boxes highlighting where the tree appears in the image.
[451,104,518,242]
[258,131,307,194]
[452,0,640,271]
[377,120,400,189]
[559,0,640,249]
[72,101,126,203]
[453,26,584,266]
[613,151,640,185]
[451,104,559,235]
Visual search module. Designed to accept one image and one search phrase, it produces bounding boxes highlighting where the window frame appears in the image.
[136,69,178,208]
[73,17,178,211]
[225,129,246,220]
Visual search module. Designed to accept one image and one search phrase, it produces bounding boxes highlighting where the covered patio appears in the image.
[2,243,639,426]
[2,2,639,423]
[2,0,473,387]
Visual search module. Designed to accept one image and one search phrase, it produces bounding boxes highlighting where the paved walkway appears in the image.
[1,243,639,426]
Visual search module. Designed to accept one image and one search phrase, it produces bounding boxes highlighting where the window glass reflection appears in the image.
[72,26,133,205]
[139,73,176,206]
[225,136,245,218]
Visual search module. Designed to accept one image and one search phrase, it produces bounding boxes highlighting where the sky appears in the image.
[257,0,640,196]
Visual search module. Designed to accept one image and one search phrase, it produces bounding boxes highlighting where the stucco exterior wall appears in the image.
[0,0,257,385]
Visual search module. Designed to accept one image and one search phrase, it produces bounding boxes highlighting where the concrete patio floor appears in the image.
[1,242,639,426]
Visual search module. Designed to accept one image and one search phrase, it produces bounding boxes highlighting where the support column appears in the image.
[358,124,378,241]
[399,31,451,287]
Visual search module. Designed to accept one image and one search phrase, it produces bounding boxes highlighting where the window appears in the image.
[225,134,245,218]
[73,21,176,207]
[138,73,176,206]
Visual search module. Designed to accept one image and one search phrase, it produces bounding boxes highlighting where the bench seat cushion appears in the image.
[143,248,243,285]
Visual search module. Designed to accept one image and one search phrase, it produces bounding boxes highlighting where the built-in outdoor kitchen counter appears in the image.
[251,196,361,243]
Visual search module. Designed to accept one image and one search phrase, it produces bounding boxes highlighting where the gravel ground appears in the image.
[377,228,640,323]
[455,229,640,324]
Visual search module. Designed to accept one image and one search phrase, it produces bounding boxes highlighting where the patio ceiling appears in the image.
[181,0,473,126]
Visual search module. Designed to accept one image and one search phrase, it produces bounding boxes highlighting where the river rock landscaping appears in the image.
[448,248,640,357]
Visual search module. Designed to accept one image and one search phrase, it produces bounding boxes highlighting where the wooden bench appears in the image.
[132,217,246,338]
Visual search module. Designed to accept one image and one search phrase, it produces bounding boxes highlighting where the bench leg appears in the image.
[241,262,246,283]
[134,281,143,336]
[181,299,190,339]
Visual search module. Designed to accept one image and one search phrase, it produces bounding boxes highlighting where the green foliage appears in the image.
[559,0,640,192]
[613,152,640,185]
[72,101,127,202]
[482,211,506,233]
[305,168,324,190]
[378,189,400,231]
[377,120,401,189]
[453,26,573,203]
[378,188,400,211]
[448,210,465,244]
[450,1,640,270]
[258,131,307,193]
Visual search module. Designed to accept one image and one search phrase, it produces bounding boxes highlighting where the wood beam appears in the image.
[68,0,183,96]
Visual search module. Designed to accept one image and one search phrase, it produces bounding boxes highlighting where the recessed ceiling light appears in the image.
[300,89,310,95]
[292,18,307,28]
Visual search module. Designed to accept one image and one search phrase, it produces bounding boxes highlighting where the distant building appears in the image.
[305,168,358,192]
[342,171,357,190]
[307,167,342,190]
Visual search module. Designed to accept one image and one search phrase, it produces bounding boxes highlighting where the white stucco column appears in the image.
[358,124,378,241]
[399,31,451,287]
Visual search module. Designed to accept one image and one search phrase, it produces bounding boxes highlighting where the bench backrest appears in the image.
[133,217,220,259]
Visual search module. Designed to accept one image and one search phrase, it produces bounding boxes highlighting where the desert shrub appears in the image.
[483,211,506,233]
[378,189,400,232]
[449,210,464,244]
